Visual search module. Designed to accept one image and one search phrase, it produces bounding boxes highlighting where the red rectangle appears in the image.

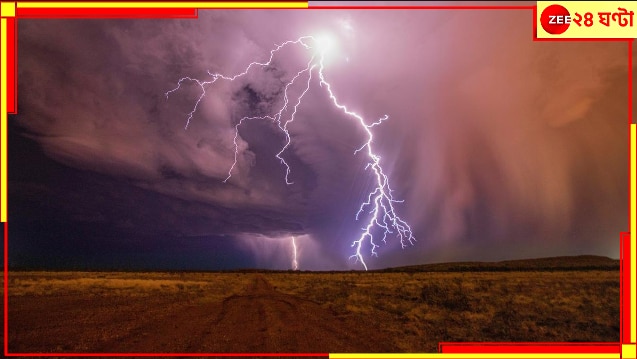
[621,232,631,343]
[15,8,198,19]
[2,4,633,358]
[6,17,15,114]
[629,40,633,125]
[3,222,7,355]
[439,343,621,354]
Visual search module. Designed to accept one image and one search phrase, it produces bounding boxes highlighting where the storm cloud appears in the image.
[9,5,631,270]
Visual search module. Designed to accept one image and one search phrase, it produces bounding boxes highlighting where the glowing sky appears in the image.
[8,3,633,270]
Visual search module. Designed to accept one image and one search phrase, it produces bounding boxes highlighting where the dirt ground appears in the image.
[6,269,619,356]
[8,275,397,355]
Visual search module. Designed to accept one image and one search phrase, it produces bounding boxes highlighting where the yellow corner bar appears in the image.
[622,344,636,359]
[630,123,637,343]
[16,2,308,8]
[1,2,16,17]
[1,18,7,223]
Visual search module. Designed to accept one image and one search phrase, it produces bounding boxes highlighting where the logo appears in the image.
[540,4,572,35]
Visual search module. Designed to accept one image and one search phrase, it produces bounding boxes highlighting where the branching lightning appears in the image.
[166,34,415,270]
[291,236,299,271]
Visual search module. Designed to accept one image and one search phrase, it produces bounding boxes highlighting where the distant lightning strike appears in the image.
[166,35,414,270]
[291,236,299,271]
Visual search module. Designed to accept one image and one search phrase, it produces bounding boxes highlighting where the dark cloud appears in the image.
[9,6,631,270]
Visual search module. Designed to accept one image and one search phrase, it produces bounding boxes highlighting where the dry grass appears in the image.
[267,271,619,352]
[7,270,619,352]
[8,271,252,302]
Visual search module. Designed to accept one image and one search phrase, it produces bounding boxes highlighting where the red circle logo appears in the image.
[540,4,571,35]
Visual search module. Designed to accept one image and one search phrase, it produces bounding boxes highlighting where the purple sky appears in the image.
[8,4,633,270]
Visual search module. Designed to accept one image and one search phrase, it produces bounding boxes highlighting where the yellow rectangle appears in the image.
[622,344,636,359]
[16,2,307,9]
[630,123,637,343]
[536,1,637,38]
[1,18,6,223]
[330,354,619,359]
[1,2,15,17]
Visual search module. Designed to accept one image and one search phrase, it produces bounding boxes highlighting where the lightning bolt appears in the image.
[166,35,415,270]
[291,236,299,271]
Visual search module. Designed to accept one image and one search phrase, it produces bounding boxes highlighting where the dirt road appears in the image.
[9,275,398,355]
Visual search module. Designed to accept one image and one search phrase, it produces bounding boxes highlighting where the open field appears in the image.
[6,258,620,355]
